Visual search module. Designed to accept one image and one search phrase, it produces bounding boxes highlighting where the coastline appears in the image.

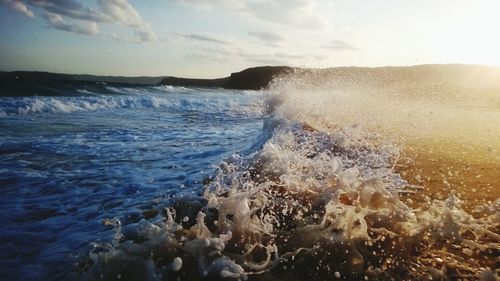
[4,63,500,92]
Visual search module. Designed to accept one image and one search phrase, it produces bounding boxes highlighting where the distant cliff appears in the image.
[0,71,166,85]
[160,77,228,88]
[158,66,294,90]
[223,66,294,90]
[0,71,168,96]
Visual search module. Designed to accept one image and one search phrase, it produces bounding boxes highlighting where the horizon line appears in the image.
[1,62,498,79]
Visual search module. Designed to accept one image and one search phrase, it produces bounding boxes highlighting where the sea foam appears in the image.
[0,87,262,119]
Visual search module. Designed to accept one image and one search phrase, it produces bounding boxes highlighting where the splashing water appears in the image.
[81,70,499,281]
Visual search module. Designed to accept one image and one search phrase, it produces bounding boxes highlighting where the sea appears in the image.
[0,77,498,280]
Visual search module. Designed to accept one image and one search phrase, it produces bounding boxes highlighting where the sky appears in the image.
[1,0,500,78]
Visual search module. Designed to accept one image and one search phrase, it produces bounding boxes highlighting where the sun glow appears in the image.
[437,1,500,66]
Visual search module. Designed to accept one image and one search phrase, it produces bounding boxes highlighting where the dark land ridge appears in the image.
[1,64,500,96]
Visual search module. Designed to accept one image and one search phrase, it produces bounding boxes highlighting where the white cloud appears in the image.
[324,39,358,50]
[174,0,235,11]
[172,0,328,30]
[97,0,143,27]
[248,31,286,44]
[186,47,231,63]
[28,0,103,21]
[243,0,326,29]
[238,50,308,65]
[175,32,231,45]
[96,0,158,42]
[42,12,99,35]
[5,0,157,42]
[0,0,34,17]
[133,25,157,42]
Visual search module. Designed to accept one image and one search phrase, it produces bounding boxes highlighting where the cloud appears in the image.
[185,44,305,65]
[133,25,157,42]
[28,0,103,21]
[243,0,326,29]
[248,31,285,44]
[187,50,229,63]
[176,33,231,45]
[174,0,232,11]
[42,12,98,35]
[324,39,358,50]
[0,0,34,17]
[97,0,142,27]
[96,0,157,41]
[237,50,309,65]
[172,0,328,30]
[8,0,157,42]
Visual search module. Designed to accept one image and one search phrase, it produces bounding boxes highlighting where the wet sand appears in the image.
[397,139,500,213]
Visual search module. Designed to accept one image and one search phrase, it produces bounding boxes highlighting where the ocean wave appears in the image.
[0,89,263,117]
[82,122,498,280]
[80,78,499,280]
[0,95,171,115]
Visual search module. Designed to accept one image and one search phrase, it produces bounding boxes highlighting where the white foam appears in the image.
[0,88,263,118]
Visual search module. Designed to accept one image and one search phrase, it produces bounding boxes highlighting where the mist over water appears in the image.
[0,67,498,281]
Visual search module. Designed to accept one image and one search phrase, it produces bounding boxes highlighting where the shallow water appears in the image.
[0,86,264,280]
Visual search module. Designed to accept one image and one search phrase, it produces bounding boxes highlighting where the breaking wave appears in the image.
[80,74,499,280]
[0,86,261,118]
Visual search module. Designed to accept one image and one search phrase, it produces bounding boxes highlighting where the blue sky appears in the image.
[1,0,499,78]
